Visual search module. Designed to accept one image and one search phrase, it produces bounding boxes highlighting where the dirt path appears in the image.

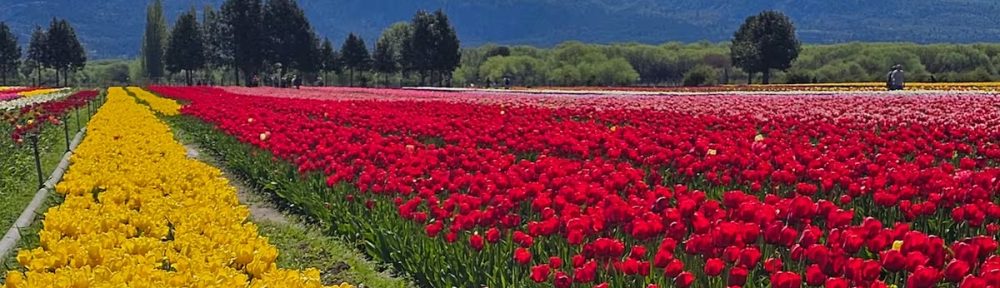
[184,143,289,225]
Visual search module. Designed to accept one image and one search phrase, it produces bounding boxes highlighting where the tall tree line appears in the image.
[0,20,86,87]
[142,0,462,88]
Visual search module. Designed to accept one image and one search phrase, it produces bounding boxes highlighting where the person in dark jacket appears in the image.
[887,64,905,91]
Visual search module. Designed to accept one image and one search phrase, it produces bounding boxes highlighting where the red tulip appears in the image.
[674,271,695,288]
[959,276,987,288]
[764,257,783,273]
[548,256,563,269]
[943,260,971,283]
[530,265,549,283]
[880,250,905,272]
[805,264,827,286]
[553,271,571,288]
[906,266,941,288]
[486,227,501,243]
[514,248,532,265]
[824,277,849,288]
[704,258,725,277]
[771,271,801,288]
[469,233,484,251]
[728,266,748,286]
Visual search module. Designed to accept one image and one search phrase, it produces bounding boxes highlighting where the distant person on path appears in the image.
[887,64,905,91]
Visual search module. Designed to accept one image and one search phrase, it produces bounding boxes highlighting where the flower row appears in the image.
[128,86,180,116]
[0,88,72,111]
[3,87,349,288]
[3,90,99,144]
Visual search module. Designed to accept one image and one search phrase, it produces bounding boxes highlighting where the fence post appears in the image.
[75,107,81,130]
[63,114,70,152]
[31,134,43,189]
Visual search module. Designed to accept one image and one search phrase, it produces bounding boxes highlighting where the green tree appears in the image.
[102,62,131,85]
[27,26,48,86]
[45,19,86,87]
[380,22,411,86]
[403,11,436,85]
[682,65,718,86]
[485,46,511,59]
[0,22,21,85]
[203,5,233,85]
[432,10,461,86]
[731,11,800,84]
[222,0,264,86]
[479,55,545,86]
[372,30,400,87]
[340,33,371,87]
[142,0,168,82]
[262,0,318,75]
[165,9,205,85]
[731,16,762,84]
[593,57,639,86]
[317,38,338,85]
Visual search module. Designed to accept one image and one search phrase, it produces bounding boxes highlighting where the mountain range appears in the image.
[2,0,1000,59]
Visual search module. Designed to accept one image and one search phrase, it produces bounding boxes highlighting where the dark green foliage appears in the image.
[682,65,717,87]
[372,35,399,86]
[27,27,48,86]
[165,9,205,85]
[222,0,264,86]
[484,46,511,59]
[397,10,461,86]
[432,10,461,85]
[403,11,436,84]
[0,22,21,85]
[340,33,371,87]
[101,62,132,84]
[262,0,319,74]
[45,19,86,86]
[731,10,801,84]
[783,70,814,84]
[142,0,168,82]
[317,38,340,83]
[202,5,234,84]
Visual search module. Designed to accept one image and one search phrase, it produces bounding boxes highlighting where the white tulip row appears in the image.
[0,89,73,111]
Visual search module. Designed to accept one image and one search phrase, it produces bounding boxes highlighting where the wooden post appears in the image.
[31,134,43,189]
[63,114,71,152]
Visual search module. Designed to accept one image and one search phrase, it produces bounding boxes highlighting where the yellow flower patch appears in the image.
[17,88,68,97]
[4,87,349,288]
[128,86,181,116]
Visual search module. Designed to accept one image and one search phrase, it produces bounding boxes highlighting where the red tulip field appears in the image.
[150,86,1000,288]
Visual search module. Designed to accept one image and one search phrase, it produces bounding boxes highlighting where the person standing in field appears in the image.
[887,64,905,91]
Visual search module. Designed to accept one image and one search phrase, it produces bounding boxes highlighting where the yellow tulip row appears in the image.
[18,88,69,97]
[4,87,351,288]
[127,86,181,116]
